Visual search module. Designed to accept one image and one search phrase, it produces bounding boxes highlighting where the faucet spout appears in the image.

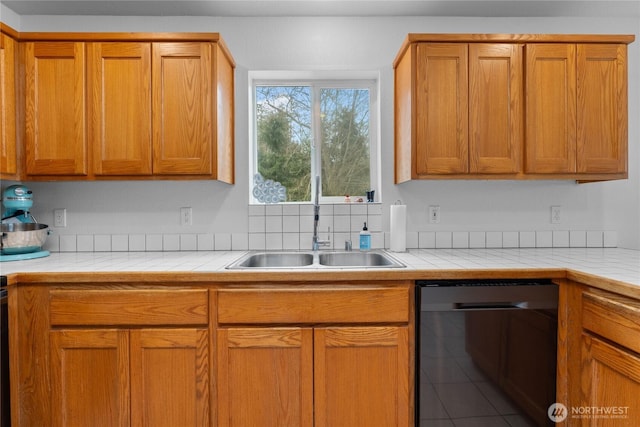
[312,175,330,250]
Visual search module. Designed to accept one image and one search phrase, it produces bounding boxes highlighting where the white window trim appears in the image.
[249,70,381,204]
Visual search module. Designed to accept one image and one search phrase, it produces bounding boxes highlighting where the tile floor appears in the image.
[418,311,539,427]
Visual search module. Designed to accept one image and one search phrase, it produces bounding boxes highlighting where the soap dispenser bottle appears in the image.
[359,222,371,251]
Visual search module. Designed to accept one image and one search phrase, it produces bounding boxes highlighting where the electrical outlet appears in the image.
[180,207,193,226]
[54,209,67,227]
[428,205,440,224]
[551,206,561,224]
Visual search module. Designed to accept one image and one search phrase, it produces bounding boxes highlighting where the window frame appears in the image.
[249,70,380,204]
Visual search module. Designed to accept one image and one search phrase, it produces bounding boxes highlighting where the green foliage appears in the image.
[257,100,311,201]
[321,88,370,197]
[256,85,370,202]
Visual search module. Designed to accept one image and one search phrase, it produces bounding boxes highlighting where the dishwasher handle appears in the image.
[454,301,529,310]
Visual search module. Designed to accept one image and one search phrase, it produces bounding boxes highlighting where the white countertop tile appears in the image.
[1,248,639,287]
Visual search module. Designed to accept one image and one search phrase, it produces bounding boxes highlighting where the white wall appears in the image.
[4,12,640,249]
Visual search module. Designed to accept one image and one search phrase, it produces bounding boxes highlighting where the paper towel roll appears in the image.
[390,204,406,252]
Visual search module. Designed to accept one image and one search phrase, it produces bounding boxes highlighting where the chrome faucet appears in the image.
[312,175,331,251]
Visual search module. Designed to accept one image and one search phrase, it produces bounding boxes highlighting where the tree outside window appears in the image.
[254,81,373,202]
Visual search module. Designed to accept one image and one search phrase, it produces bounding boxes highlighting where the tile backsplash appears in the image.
[248,203,384,251]
[43,202,617,252]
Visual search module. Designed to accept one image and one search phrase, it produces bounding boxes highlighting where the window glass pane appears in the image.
[320,88,370,197]
[255,86,312,202]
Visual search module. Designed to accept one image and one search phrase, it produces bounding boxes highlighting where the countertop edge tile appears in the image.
[2,248,639,298]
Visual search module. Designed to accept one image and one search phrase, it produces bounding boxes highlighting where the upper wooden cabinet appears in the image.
[0,29,18,179]
[577,44,628,174]
[25,41,88,176]
[406,42,522,177]
[88,42,153,176]
[525,44,577,174]
[14,31,235,181]
[394,34,634,182]
[413,43,469,175]
[470,44,523,174]
[152,42,213,175]
[526,43,628,175]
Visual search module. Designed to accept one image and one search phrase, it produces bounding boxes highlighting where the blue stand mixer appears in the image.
[1,185,50,262]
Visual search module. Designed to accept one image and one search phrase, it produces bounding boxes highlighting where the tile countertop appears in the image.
[1,248,639,297]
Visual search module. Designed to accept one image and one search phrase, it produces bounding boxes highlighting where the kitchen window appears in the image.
[249,71,380,203]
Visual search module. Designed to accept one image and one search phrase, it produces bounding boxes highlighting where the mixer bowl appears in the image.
[1,223,50,255]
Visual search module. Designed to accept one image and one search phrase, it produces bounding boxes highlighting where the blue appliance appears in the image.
[1,185,50,262]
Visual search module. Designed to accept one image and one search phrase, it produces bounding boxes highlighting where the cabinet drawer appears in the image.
[217,287,409,324]
[50,289,209,326]
[582,290,640,354]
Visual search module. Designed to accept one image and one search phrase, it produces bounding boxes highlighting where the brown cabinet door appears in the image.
[50,328,209,427]
[415,43,468,174]
[469,43,523,173]
[314,326,410,427]
[88,42,152,175]
[130,329,210,427]
[581,334,640,426]
[50,329,130,427]
[25,42,87,176]
[152,42,213,175]
[217,327,313,427]
[0,33,17,177]
[577,44,627,174]
[525,44,577,173]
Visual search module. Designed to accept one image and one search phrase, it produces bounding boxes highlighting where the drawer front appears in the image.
[582,290,640,354]
[50,289,209,326]
[217,287,410,324]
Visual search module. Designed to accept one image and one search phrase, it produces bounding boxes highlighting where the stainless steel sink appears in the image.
[226,250,404,269]
[228,252,314,268]
[318,251,404,267]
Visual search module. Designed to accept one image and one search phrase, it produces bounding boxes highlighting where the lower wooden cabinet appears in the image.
[559,282,640,426]
[131,329,210,427]
[314,326,409,427]
[39,287,210,427]
[11,282,412,427]
[579,289,640,426]
[217,327,313,427]
[51,328,209,427]
[50,329,130,427]
[217,326,409,427]
[580,334,640,426]
[216,283,412,427]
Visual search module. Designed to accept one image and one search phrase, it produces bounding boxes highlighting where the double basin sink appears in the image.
[226,250,405,269]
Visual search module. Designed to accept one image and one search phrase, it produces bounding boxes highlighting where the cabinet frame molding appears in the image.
[1,28,19,179]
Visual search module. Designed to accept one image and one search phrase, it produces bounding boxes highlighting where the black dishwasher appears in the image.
[416,279,558,427]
